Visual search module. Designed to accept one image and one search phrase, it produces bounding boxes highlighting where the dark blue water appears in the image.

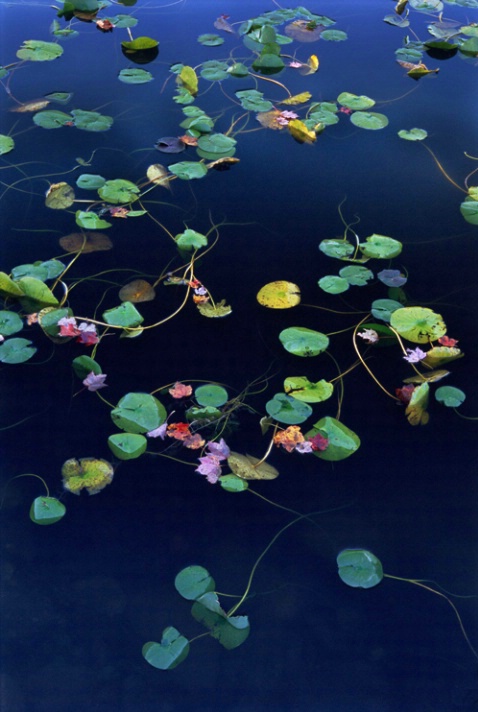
[1,1,478,710]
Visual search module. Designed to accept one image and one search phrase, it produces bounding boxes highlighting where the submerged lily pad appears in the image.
[59,231,112,252]
[119,280,155,303]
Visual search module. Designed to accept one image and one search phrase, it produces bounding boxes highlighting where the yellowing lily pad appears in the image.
[257,281,301,308]
[118,279,155,303]
[227,452,279,480]
[390,306,446,344]
[45,182,75,209]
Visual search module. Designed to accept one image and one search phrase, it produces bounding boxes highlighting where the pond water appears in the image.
[1,1,478,710]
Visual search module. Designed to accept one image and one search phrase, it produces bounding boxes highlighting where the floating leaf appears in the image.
[72,354,102,379]
[196,133,236,157]
[16,277,59,309]
[61,457,114,495]
[175,229,208,251]
[108,433,147,460]
[359,235,402,259]
[390,307,446,343]
[179,66,198,95]
[0,135,15,155]
[155,137,186,154]
[191,592,250,649]
[33,110,71,129]
[16,40,64,62]
[59,231,112,252]
[265,393,312,424]
[405,382,429,425]
[143,628,189,671]
[11,260,64,281]
[0,311,23,336]
[111,392,166,434]
[76,174,105,190]
[121,36,159,51]
[71,109,113,132]
[118,67,153,84]
[197,33,224,46]
[146,164,170,188]
[337,549,383,588]
[339,265,374,286]
[350,111,389,130]
[196,300,232,317]
[256,281,301,308]
[0,273,25,298]
[102,302,144,328]
[284,377,334,403]
[319,239,355,260]
[227,451,279,480]
[321,29,347,41]
[398,127,428,141]
[235,89,273,112]
[306,416,360,460]
[44,91,73,104]
[45,182,75,209]
[118,279,155,303]
[460,198,478,225]
[288,119,316,144]
[318,275,349,294]
[281,92,312,105]
[98,179,139,204]
[168,161,208,180]
[371,298,403,322]
[377,269,407,287]
[195,384,228,407]
[175,566,215,600]
[219,474,249,492]
[337,92,375,110]
[30,496,66,525]
[422,346,463,368]
[435,385,466,408]
[284,20,325,42]
[279,326,329,357]
[75,211,112,230]
[0,337,36,364]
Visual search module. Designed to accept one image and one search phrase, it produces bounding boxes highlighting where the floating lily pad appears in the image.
[390,306,446,343]
[98,179,140,204]
[319,239,355,260]
[75,211,112,230]
[118,68,153,84]
[200,60,230,81]
[11,260,64,281]
[45,182,75,209]
[337,92,375,110]
[121,36,159,51]
[0,272,25,298]
[71,109,113,132]
[191,592,250,649]
[33,110,71,129]
[143,628,190,671]
[398,127,428,141]
[405,382,430,426]
[118,279,155,303]
[318,275,349,294]
[0,135,14,155]
[168,161,208,180]
[30,496,66,525]
[194,384,228,407]
[59,231,112,252]
[72,355,102,379]
[321,29,347,41]
[175,565,215,600]
[155,137,186,153]
[434,385,466,408]
[460,198,478,225]
[377,269,407,287]
[102,302,144,328]
[337,549,383,588]
[350,111,389,130]
[175,229,208,250]
[76,174,105,190]
[371,298,403,322]
[198,33,224,46]
[108,433,147,460]
[359,235,402,259]
[196,300,232,318]
[219,474,249,492]
[339,265,374,285]
[284,377,334,403]
[111,392,166,433]
[17,40,64,62]
[16,276,59,309]
[279,326,329,356]
[61,457,114,495]
[196,133,236,156]
[0,337,37,364]
[306,416,360,461]
[0,310,23,336]
[265,393,313,424]
[235,89,274,112]
[422,346,463,368]
[227,452,279,480]
[257,281,301,308]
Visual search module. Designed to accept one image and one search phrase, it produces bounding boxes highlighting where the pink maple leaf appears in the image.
[308,432,329,451]
[82,371,108,392]
[147,423,168,439]
[169,382,193,398]
[58,316,80,337]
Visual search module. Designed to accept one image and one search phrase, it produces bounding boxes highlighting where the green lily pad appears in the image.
[350,111,389,130]
[398,128,428,141]
[359,234,402,259]
[111,392,167,433]
[0,310,23,336]
[235,89,274,112]
[319,239,355,260]
[306,416,360,461]
[186,406,221,421]
[318,275,349,294]
[71,109,113,132]
[168,161,208,180]
[45,182,75,209]
[75,211,112,230]
[0,134,14,155]
[118,68,153,84]
[337,92,375,110]
[197,133,236,156]
[434,385,466,408]
[194,384,228,407]
[37,307,71,339]
[0,337,37,364]
[33,110,71,129]
[121,36,159,51]
[102,302,144,328]
[16,277,59,309]
[265,393,313,424]
[227,62,249,77]
[219,474,249,492]
[44,91,73,104]
[76,174,106,190]
[0,272,26,298]
[199,59,230,81]
[321,29,347,41]
[198,33,224,46]
[460,197,478,225]
[30,496,66,525]
[107,433,147,460]
[174,566,216,600]
[98,179,140,204]
[339,265,374,286]
[389,306,446,344]
[279,326,329,357]
[284,377,334,403]
[142,628,189,670]
[337,549,383,588]
[191,592,250,649]
[16,40,63,62]
[371,299,403,322]
[72,355,102,379]
[175,229,208,251]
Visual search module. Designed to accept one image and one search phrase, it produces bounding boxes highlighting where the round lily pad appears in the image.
[30,496,66,525]
[98,179,140,204]
[0,337,37,364]
[257,281,301,308]
[111,392,167,433]
[16,40,64,62]
[194,384,228,407]
[283,377,334,403]
[175,229,208,251]
[337,549,383,588]
[350,111,389,130]
[319,239,355,260]
[306,416,360,461]
[143,628,189,670]
[371,299,403,322]
[219,474,249,492]
[168,161,208,180]
[76,174,106,190]
[318,275,349,294]
[434,385,466,408]
[265,393,313,424]
[174,565,215,600]
[118,68,153,84]
[107,433,147,460]
[0,134,15,155]
[359,235,402,259]
[279,326,329,356]
[339,265,374,286]
[227,452,279,480]
[0,310,23,336]
[389,307,446,344]
[337,92,375,110]
[33,110,71,129]
[398,128,428,141]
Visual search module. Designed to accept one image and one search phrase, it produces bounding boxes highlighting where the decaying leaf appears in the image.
[403,369,450,384]
[280,91,312,105]
[288,119,316,144]
[10,99,50,113]
[256,109,285,130]
[227,451,279,480]
[45,182,75,209]
[59,231,113,253]
[397,60,439,78]
[146,163,170,189]
[196,299,232,318]
[405,382,429,426]
[118,279,155,303]
[206,157,240,171]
